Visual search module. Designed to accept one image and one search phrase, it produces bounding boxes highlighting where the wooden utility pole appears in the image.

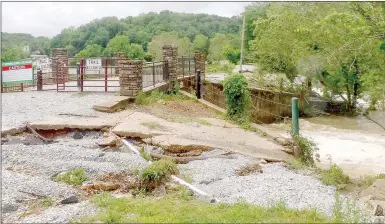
[239,15,246,73]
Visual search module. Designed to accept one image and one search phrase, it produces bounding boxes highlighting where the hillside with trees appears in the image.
[1,10,241,62]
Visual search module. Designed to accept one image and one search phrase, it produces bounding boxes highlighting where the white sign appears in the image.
[36,57,52,71]
[86,59,102,71]
[2,60,33,85]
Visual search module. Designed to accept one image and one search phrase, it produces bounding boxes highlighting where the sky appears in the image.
[2,1,250,38]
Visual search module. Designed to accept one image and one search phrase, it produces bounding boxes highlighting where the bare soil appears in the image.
[134,100,220,122]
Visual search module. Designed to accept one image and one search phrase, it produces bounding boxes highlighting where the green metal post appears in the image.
[291,97,299,136]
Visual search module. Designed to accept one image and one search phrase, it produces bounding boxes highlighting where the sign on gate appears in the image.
[85,58,102,71]
[35,57,51,71]
[1,60,33,85]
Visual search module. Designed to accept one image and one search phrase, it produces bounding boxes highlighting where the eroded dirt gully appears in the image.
[0,92,381,223]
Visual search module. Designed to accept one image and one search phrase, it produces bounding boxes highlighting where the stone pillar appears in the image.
[195,51,206,80]
[118,55,143,97]
[115,52,126,76]
[162,45,178,92]
[51,48,69,83]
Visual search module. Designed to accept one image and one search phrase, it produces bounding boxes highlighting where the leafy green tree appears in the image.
[124,43,145,59]
[103,35,130,57]
[193,34,209,52]
[249,2,385,110]
[86,27,110,47]
[1,47,22,62]
[242,3,269,51]
[65,44,77,57]
[147,32,179,60]
[178,37,194,57]
[222,44,240,64]
[208,33,231,63]
[75,44,103,57]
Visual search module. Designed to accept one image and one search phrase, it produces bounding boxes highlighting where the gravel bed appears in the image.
[2,169,77,217]
[2,133,148,178]
[1,133,148,221]
[1,91,118,130]
[179,154,338,217]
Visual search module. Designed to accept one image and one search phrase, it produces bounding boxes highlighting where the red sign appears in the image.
[2,64,33,71]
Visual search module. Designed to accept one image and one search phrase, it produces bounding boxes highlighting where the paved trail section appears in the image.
[2,92,288,162]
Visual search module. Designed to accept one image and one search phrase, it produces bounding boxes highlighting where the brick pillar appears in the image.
[51,48,69,83]
[162,45,178,92]
[118,56,143,97]
[195,51,206,81]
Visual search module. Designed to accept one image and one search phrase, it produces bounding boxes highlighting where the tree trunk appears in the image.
[346,85,353,112]
[352,60,359,108]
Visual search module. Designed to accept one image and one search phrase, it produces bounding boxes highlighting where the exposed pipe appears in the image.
[118,137,217,202]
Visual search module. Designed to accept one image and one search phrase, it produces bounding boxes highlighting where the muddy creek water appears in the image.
[270,110,385,178]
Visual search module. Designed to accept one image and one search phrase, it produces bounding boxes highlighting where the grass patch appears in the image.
[166,117,212,126]
[53,168,88,186]
[78,192,354,223]
[358,173,385,187]
[235,164,263,176]
[29,197,53,210]
[284,157,309,171]
[141,121,162,130]
[333,192,362,223]
[207,62,235,74]
[240,122,268,136]
[179,172,193,183]
[135,90,185,105]
[140,159,179,190]
[20,197,54,218]
[195,119,212,126]
[139,149,152,161]
[221,114,267,137]
[321,163,350,189]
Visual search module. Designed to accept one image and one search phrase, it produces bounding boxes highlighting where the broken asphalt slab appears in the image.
[93,96,134,113]
[111,112,289,161]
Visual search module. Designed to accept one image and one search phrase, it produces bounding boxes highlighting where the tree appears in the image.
[193,34,209,52]
[1,47,22,62]
[87,27,110,47]
[75,44,103,57]
[124,43,145,59]
[178,36,194,57]
[147,32,179,60]
[222,44,240,64]
[208,33,231,63]
[242,2,269,51]
[249,2,385,111]
[65,44,77,57]
[103,35,130,57]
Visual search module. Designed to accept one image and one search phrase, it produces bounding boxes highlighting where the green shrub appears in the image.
[140,159,179,190]
[291,134,320,167]
[53,168,88,186]
[376,173,385,179]
[223,73,251,124]
[321,163,350,189]
[135,90,147,105]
